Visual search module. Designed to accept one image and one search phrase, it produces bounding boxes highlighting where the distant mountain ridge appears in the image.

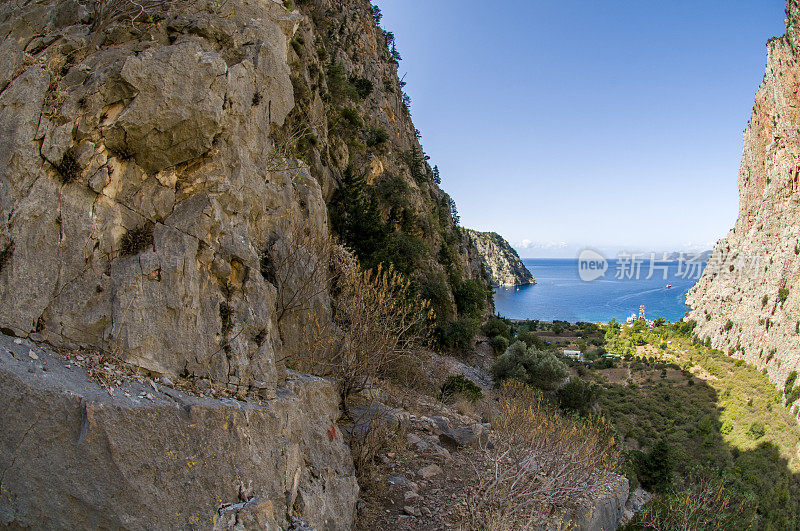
[465,230,535,287]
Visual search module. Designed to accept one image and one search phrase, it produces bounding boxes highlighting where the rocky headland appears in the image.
[465,229,535,288]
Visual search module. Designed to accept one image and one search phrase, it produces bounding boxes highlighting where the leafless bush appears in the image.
[468,380,621,529]
[262,212,335,324]
[349,405,408,480]
[267,121,317,172]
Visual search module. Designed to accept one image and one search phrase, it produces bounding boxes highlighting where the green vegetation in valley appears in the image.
[599,320,800,529]
[489,317,800,529]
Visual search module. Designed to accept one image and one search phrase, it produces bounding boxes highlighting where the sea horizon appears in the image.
[493,257,705,324]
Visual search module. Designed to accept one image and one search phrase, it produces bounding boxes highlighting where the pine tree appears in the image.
[449,197,460,225]
[330,166,387,261]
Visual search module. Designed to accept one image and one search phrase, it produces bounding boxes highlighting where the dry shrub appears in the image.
[267,212,433,409]
[261,212,334,324]
[267,120,318,172]
[454,396,476,418]
[468,380,621,529]
[631,472,753,530]
[292,248,433,411]
[120,223,154,256]
[349,406,408,481]
[56,149,81,183]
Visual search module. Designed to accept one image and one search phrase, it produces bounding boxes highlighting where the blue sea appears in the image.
[493,258,706,323]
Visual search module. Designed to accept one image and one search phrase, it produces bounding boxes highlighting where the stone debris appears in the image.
[432,416,490,449]
[388,475,413,487]
[403,505,421,517]
[417,464,443,479]
[404,491,422,502]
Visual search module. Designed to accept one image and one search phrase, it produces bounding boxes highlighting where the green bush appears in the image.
[440,374,483,402]
[592,357,616,370]
[490,335,509,354]
[339,107,362,130]
[329,166,388,262]
[349,76,373,99]
[326,62,359,101]
[371,232,429,276]
[453,278,488,318]
[418,272,454,324]
[517,330,549,350]
[635,439,674,492]
[482,317,510,340]
[492,341,569,391]
[747,421,766,440]
[557,378,601,415]
[724,320,734,331]
[366,127,389,147]
[445,317,480,351]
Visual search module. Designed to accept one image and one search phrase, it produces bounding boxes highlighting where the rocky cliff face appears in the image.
[687,0,800,414]
[283,0,489,325]
[465,229,535,287]
[0,0,311,397]
[0,0,491,526]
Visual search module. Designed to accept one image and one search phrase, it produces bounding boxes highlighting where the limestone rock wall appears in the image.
[0,0,324,397]
[0,336,357,530]
[687,0,800,413]
[465,229,535,287]
[0,0,360,527]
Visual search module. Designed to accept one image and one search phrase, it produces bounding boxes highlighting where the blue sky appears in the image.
[374,0,786,257]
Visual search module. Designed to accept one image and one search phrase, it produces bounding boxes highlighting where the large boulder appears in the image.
[0,335,358,529]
